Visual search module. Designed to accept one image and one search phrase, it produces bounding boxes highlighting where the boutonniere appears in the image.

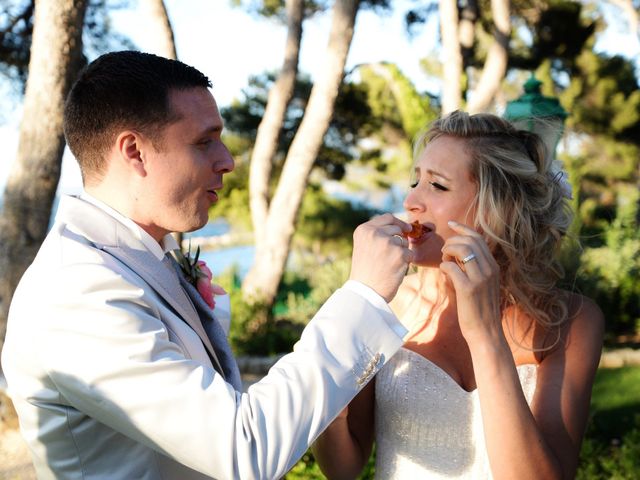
[173,244,226,310]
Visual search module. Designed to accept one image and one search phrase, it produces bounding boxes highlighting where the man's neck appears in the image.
[84,184,169,243]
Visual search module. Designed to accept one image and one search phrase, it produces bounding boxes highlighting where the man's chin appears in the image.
[181,225,206,234]
[172,219,208,235]
[168,208,211,235]
[189,217,210,233]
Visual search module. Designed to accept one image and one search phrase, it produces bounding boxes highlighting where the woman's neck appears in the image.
[401,267,461,341]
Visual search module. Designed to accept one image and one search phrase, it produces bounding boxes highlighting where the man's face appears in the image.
[139,87,234,240]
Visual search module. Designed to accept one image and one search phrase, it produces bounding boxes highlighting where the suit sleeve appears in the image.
[35,261,406,479]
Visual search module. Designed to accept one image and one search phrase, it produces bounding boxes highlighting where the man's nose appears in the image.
[214,143,235,174]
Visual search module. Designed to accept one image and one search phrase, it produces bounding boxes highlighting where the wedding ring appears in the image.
[392,234,406,247]
[461,253,477,264]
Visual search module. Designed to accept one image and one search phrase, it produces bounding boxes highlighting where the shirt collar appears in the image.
[80,191,179,260]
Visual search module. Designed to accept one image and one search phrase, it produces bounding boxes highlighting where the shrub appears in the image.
[220,258,351,356]
[577,415,640,479]
[574,186,640,338]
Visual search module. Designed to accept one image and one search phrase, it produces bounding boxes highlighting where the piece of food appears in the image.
[403,220,425,239]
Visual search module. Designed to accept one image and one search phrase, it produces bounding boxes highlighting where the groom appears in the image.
[1,51,413,479]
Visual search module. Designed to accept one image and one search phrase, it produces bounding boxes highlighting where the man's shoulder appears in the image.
[15,219,131,307]
[30,218,108,272]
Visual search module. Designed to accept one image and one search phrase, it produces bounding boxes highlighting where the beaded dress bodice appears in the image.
[374,348,537,479]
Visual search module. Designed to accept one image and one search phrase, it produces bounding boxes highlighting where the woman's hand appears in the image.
[439,220,503,344]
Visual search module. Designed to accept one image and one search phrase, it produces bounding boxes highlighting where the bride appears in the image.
[312,111,604,479]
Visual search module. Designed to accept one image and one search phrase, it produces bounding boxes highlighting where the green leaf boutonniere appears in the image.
[173,244,226,309]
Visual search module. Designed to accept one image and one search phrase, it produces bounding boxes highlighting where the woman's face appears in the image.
[403,135,478,267]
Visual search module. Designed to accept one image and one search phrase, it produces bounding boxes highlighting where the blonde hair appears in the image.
[414,110,573,338]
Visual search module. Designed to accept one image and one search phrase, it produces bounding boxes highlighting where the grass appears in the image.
[577,366,640,479]
[588,366,640,440]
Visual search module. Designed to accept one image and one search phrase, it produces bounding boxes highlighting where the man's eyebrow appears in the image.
[192,125,223,138]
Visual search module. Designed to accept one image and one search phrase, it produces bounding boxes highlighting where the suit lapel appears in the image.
[167,257,242,391]
[57,195,226,378]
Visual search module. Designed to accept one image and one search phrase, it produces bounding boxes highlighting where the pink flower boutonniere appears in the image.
[173,245,226,310]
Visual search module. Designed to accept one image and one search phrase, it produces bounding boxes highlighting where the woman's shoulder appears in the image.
[510,292,604,365]
[565,292,605,338]
[544,291,605,367]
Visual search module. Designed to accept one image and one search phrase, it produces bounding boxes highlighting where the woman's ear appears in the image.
[116,130,147,177]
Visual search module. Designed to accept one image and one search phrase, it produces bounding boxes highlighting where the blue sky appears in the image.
[0,0,638,196]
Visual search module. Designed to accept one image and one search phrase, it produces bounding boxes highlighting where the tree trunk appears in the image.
[459,0,478,68]
[466,0,510,114]
[242,0,361,305]
[439,0,462,113]
[249,0,304,242]
[0,0,87,360]
[140,0,178,60]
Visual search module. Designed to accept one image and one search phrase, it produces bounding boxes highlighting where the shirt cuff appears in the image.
[342,280,408,339]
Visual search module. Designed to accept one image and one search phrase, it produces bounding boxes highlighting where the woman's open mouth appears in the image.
[407,222,433,245]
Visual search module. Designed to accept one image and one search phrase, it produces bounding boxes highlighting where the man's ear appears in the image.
[116,130,148,177]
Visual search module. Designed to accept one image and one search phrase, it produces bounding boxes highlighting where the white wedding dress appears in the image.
[374,348,537,479]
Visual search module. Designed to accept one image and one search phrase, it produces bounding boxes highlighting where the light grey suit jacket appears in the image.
[2,195,406,479]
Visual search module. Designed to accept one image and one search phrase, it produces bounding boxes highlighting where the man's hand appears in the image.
[349,214,413,303]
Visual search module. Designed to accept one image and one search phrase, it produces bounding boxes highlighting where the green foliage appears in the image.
[229,0,391,28]
[579,140,639,182]
[590,367,640,422]
[500,1,595,72]
[208,148,253,231]
[557,49,640,338]
[284,450,325,480]
[352,62,437,185]
[295,183,379,259]
[222,246,352,355]
[576,367,640,479]
[407,1,596,75]
[526,1,595,69]
[221,72,376,181]
[229,0,289,18]
[318,81,378,179]
[577,423,640,480]
[0,0,135,88]
[573,185,640,336]
[275,257,350,325]
[285,447,376,479]
[227,275,299,356]
[213,266,271,355]
[561,49,640,143]
[229,0,334,20]
[359,63,436,141]
[0,0,33,84]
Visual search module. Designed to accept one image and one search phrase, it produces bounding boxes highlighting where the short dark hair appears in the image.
[63,50,212,181]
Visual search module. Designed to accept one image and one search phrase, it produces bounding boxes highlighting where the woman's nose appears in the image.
[403,187,425,213]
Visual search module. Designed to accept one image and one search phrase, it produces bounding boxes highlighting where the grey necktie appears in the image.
[165,253,243,391]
